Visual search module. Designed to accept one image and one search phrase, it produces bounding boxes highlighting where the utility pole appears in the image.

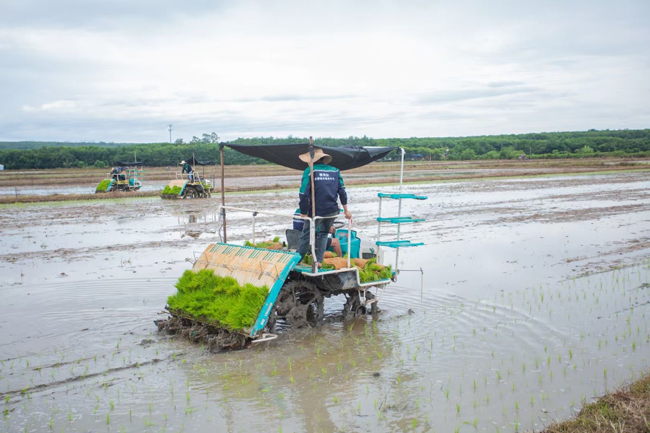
[168,124,173,143]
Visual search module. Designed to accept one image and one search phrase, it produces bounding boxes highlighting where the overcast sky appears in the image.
[0,0,648,142]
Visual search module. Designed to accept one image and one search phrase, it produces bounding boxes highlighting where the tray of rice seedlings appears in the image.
[158,269,271,351]
[160,185,183,199]
[321,256,393,283]
[156,243,302,351]
[244,236,283,250]
[95,179,113,193]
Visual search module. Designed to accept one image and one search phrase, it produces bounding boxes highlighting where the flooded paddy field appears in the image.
[0,158,645,198]
[1,169,650,432]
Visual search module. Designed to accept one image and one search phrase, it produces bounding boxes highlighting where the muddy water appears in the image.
[1,171,650,432]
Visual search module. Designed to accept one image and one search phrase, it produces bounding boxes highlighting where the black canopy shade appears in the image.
[224,143,396,171]
[114,161,143,166]
[184,156,214,166]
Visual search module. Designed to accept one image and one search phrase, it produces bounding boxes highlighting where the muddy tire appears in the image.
[182,186,197,199]
[343,292,376,319]
[271,280,324,329]
[286,294,323,328]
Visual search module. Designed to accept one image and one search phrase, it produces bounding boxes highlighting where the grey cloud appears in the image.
[416,87,539,105]
[0,103,398,142]
[0,0,648,142]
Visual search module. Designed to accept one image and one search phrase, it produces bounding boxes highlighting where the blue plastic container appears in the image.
[335,229,361,259]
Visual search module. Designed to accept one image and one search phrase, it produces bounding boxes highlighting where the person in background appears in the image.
[296,148,351,267]
[110,166,125,181]
[293,208,343,257]
[180,160,194,180]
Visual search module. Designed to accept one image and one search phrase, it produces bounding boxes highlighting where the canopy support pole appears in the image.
[220,143,227,243]
[309,137,317,273]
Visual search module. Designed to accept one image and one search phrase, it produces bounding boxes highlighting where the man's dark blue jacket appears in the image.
[299,164,347,217]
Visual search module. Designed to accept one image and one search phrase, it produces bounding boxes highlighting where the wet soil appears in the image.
[1,158,647,202]
[1,168,650,432]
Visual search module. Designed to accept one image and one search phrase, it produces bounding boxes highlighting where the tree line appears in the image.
[0,129,648,169]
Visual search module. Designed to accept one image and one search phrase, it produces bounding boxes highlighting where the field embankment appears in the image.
[541,371,650,432]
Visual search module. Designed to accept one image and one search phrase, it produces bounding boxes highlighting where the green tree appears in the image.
[460,149,476,160]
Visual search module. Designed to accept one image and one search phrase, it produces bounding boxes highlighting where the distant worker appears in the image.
[180,160,194,180]
[293,208,343,257]
[296,149,351,268]
[110,166,125,181]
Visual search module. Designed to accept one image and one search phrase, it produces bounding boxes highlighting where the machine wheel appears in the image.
[271,280,324,329]
[343,291,375,319]
[286,295,323,328]
[182,186,198,199]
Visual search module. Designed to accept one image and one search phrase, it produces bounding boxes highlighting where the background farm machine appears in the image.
[157,142,427,350]
[161,155,215,199]
[95,161,145,193]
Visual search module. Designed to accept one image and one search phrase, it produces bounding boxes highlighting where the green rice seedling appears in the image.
[168,270,269,330]
[456,403,460,414]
